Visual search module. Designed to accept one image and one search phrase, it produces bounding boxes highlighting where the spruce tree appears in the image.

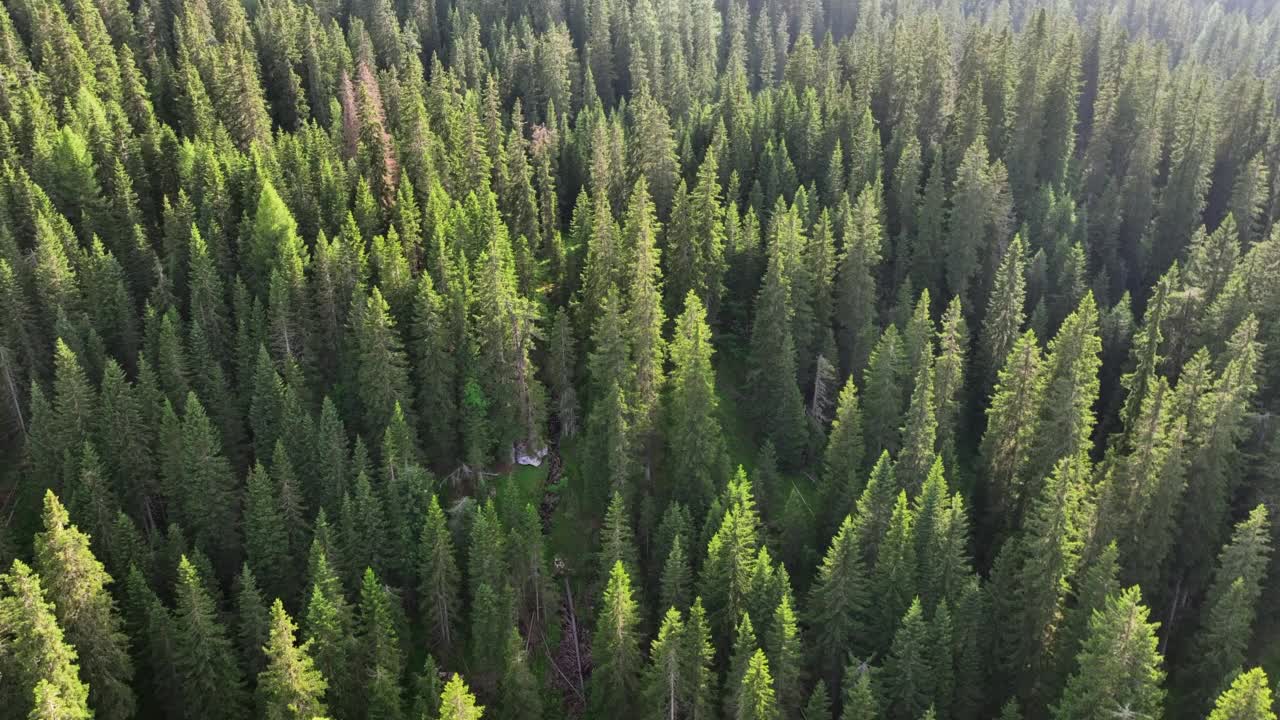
[236,564,272,677]
[737,649,779,720]
[417,493,460,652]
[1208,668,1275,720]
[497,625,541,720]
[884,598,933,720]
[438,673,485,720]
[358,567,405,720]
[33,490,135,720]
[766,594,803,712]
[0,560,92,720]
[592,561,643,712]
[172,556,248,720]
[748,239,807,466]
[1051,587,1165,720]
[837,185,884,378]
[982,233,1027,384]
[257,599,328,720]
[820,377,865,533]
[862,325,906,459]
[808,515,870,690]
[841,667,879,720]
[645,607,686,720]
[1191,506,1272,700]
[665,291,727,510]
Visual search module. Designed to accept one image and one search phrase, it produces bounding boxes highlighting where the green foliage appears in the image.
[33,491,135,720]
[1208,669,1276,720]
[1051,587,1165,720]
[257,600,328,720]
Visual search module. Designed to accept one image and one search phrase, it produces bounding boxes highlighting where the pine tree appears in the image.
[623,177,667,478]
[592,561,642,712]
[172,556,248,720]
[1052,587,1165,720]
[665,292,727,510]
[0,560,92,720]
[1207,668,1275,720]
[257,599,328,720]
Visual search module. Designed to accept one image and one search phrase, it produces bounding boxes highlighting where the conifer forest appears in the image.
[4,0,1280,717]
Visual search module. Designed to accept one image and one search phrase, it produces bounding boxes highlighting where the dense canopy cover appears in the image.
[0,0,1278,718]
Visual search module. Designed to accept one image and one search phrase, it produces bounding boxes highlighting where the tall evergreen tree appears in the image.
[1207,668,1275,720]
[665,291,726,509]
[1051,587,1165,720]
[1190,505,1272,700]
[172,556,249,720]
[257,600,328,720]
[592,561,643,713]
[33,491,135,720]
[0,560,92,720]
